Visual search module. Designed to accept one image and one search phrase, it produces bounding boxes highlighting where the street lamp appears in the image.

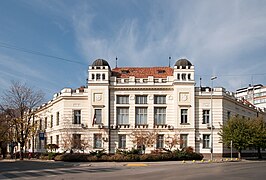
[210,76,217,161]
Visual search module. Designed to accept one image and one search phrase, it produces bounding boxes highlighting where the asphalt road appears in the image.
[0,160,266,180]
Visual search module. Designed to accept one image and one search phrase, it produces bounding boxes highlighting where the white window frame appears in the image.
[154,107,166,125]
[203,134,210,149]
[135,107,147,125]
[118,134,126,149]
[117,95,129,104]
[117,107,129,125]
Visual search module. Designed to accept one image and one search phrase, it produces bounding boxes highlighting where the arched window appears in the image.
[96,74,101,80]
[182,74,186,80]
[188,74,191,80]
[177,73,180,80]
[92,74,95,80]
[102,74,105,80]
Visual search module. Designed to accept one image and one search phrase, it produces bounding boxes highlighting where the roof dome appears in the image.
[91,59,110,68]
[174,59,192,68]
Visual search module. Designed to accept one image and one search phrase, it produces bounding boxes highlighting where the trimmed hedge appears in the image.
[54,150,203,162]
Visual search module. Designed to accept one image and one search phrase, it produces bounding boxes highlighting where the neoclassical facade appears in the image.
[30,58,265,158]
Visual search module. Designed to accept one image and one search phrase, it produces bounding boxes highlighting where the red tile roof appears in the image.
[112,67,173,78]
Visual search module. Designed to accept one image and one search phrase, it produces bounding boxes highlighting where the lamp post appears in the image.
[210,76,217,161]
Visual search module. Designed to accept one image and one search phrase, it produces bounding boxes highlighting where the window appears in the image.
[156,135,164,149]
[177,73,180,80]
[188,74,191,80]
[203,134,210,148]
[72,134,81,149]
[50,136,53,144]
[56,112,60,126]
[44,117,47,129]
[117,108,129,124]
[118,135,126,149]
[96,74,101,80]
[50,115,53,128]
[39,119,42,130]
[102,74,105,80]
[117,95,129,104]
[227,111,231,120]
[182,74,186,80]
[56,135,59,145]
[180,134,188,149]
[154,107,166,125]
[181,109,188,124]
[135,107,147,125]
[135,95,147,104]
[94,134,102,148]
[91,74,95,80]
[203,110,210,124]
[73,110,81,124]
[154,95,166,104]
[94,109,102,124]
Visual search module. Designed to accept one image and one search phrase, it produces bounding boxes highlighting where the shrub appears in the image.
[54,153,89,162]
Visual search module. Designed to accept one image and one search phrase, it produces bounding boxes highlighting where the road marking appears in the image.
[126,164,148,167]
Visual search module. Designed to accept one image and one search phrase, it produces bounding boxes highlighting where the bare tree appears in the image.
[0,81,44,160]
[130,130,158,153]
[165,133,180,151]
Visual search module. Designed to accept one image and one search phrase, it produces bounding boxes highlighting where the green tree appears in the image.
[250,117,266,159]
[218,116,252,159]
[0,81,44,160]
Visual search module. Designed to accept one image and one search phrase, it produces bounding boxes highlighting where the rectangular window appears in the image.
[156,135,164,149]
[94,134,102,148]
[135,95,147,104]
[154,95,166,104]
[227,111,231,120]
[117,95,129,104]
[72,134,81,149]
[181,109,188,124]
[44,117,47,129]
[154,107,166,125]
[39,119,42,130]
[203,134,210,149]
[117,108,129,124]
[50,115,53,128]
[56,135,59,145]
[94,109,102,124]
[118,135,126,149]
[73,110,81,124]
[203,110,210,124]
[135,107,147,125]
[44,137,47,146]
[56,112,60,126]
[50,136,53,144]
[180,134,188,149]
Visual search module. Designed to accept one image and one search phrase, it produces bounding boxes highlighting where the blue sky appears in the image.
[0,0,266,101]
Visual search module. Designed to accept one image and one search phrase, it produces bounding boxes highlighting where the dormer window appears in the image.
[121,70,130,74]
[157,70,166,74]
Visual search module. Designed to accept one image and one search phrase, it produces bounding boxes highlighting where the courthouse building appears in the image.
[31,58,265,158]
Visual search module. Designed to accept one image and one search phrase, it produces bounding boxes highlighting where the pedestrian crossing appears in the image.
[0,166,122,179]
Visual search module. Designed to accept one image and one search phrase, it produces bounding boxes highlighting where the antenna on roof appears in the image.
[168,56,171,67]
[115,56,118,68]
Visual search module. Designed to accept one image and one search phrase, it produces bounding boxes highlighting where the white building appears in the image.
[236,84,266,110]
[30,58,265,158]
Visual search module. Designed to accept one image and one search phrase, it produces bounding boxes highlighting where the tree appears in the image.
[218,116,253,159]
[130,130,158,153]
[0,81,44,160]
[0,111,11,159]
[249,117,266,159]
[165,133,180,151]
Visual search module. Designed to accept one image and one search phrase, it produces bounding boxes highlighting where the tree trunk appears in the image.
[257,147,262,160]
[19,142,24,160]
